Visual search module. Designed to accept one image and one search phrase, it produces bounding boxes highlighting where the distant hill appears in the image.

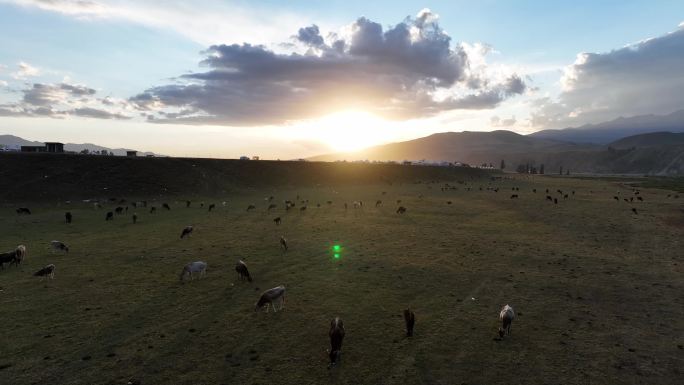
[310,130,598,163]
[608,132,684,149]
[310,130,684,176]
[529,110,684,144]
[0,134,157,156]
[0,134,44,148]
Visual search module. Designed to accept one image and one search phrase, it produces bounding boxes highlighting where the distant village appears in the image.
[0,142,147,157]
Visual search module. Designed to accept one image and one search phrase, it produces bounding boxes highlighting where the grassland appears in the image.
[0,164,682,385]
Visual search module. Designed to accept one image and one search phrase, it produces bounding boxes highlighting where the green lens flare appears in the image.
[333,245,341,252]
[333,253,340,259]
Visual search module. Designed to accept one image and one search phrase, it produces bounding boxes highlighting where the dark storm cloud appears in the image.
[531,24,684,128]
[132,10,526,125]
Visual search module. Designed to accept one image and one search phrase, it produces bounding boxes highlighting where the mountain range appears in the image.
[529,109,684,144]
[0,135,157,156]
[309,111,684,176]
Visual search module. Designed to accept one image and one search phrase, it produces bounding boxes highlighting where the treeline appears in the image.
[500,159,570,175]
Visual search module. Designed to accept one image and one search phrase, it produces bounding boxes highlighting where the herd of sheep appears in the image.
[5,177,671,369]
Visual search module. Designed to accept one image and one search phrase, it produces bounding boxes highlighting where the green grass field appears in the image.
[1,174,682,385]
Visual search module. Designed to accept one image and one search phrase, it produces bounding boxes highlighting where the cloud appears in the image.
[4,0,309,45]
[131,10,526,126]
[0,81,131,119]
[296,25,325,48]
[22,83,95,107]
[490,115,516,127]
[71,107,129,119]
[12,61,40,79]
[531,23,684,128]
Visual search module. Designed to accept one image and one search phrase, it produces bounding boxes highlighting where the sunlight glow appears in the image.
[305,110,394,152]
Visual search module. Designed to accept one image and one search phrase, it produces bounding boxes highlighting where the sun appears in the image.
[315,110,390,152]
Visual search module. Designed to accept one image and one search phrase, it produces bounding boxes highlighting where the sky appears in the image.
[1,0,683,159]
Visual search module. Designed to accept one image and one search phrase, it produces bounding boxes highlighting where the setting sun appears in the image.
[304,110,395,153]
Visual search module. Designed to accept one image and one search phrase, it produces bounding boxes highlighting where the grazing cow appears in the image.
[179,261,207,281]
[328,317,345,367]
[105,211,114,221]
[180,226,194,239]
[396,206,407,214]
[246,204,256,211]
[208,204,215,212]
[510,194,518,199]
[267,204,277,211]
[404,308,415,337]
[235,260,252,282]
[564,194,569,199]
[300,206,307,212]
[162,203,171,211]
[16,207,31,215]
[546,195,553,201]
[613,196,619,201]
[632,208,638,215]
[499,304,515,338]
[150,206,157,214]
[132,213,137,224]
[375,200,382,207]
[65,212,72,224]
[50,241,69,254]
[255,286,286,312]
[34,264,56,280]
[637,196,643,202]
[280,236,288,251]
[273,217,281,225]
[186,200,191,208]
[623,198,629,202]
[115,207,124,214]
